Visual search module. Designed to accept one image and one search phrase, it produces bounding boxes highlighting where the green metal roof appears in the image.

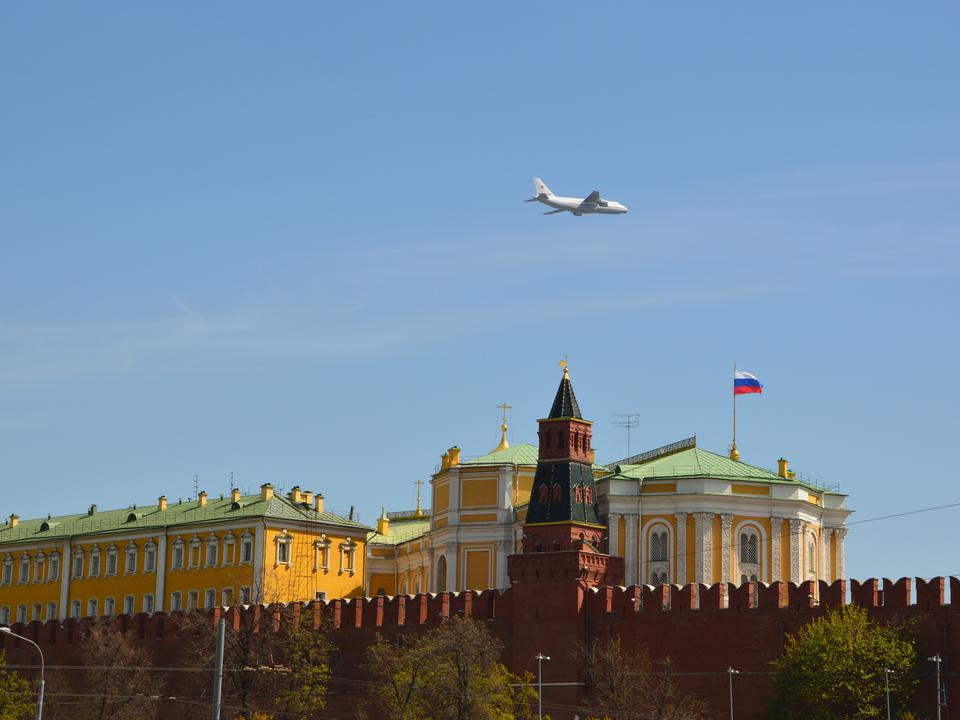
[608,447,795,484]
[367,517,431,547]
[0,493,370,547]
[460,443,539,466]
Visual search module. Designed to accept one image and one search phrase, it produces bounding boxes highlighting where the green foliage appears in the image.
[766,604,919,719]
[366,615,536,720]
[277,623,332,720]
[0,652,33,720]
[582,637,707,720]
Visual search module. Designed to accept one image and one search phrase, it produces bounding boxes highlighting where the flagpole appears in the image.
[731,362,738,460]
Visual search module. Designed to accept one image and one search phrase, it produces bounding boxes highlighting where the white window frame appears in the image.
[239,586,252,605]
[0,607,8,624]
[124,542,138,574]
[72,549,84,579]
[89,548,101,577]
[222,532,235,566]
[46,602,56,621]
[171,539,184,570]
[144,541,157,573]
[170,591,183,611]
[204,588,216,610]
[49,552,60,582]
[315,535,331,571]
[2,556,13,586]
[105,545,119,576]
[104,597,116,616]
[643,521,672,586]
[70,600,81,619]
[123,595,135,616]
[240,532,254,564]
[187,590,199,610]
[735,521,765,584]
[87,598,99,617]
[339,539,357,576]
[221,587,233,606]
[18,555,30,584]
[31,603,42,621]
[189,536,201,568]
[16,605,27,623]
[205,535,219,567]
[143,593,155,614]
[34,553,45,583]
[275,531,292,566]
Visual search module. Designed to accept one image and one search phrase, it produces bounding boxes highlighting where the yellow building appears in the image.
[0,483,368,624]
[367,376,852,595]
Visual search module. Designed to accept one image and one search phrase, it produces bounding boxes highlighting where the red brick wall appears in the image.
[2,576,956,719]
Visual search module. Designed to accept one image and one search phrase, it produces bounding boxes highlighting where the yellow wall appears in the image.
[261,526,365,603]
[434,481,450,514]
[731,484,770,496]
[516,471,534,506]
[0,545,63,621]
[460,513,498,523]
[458,543,494,591]
[460,477,498,508]
[369,573,395,596]
[641,482,677,494]
[164,529,255,610]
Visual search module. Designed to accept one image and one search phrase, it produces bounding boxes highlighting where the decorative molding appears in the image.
[624,515,638,586]
[789,519,803,584]
[674,513,687,585]
[771,517,783,583]
[694,512,713,583]
[822,528,831,583]
[720,514,733,584]
[834,527,847,579]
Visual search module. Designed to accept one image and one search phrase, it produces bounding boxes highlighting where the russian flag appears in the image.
[734,370,763,396]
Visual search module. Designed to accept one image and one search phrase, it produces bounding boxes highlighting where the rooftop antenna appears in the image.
[229,471,234,490]
[193,474,199,499]
[612,414,640,458]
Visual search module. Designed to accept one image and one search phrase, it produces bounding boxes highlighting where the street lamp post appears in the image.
[535,652,550,720]
[727,667,739,720]
[884,668,893,720]
[0,627,45,720]
[928,654,944,720]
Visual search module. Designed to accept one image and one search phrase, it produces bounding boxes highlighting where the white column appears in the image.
[771,517,783,583]
[694,512,713,584]
[624,515,639,586]
[155,535,167,611]
[674,513,687,585]
[789,519,803,584]
[495,540,510,589]
[59,543,71,620]
[607,513,621,558]
[446,543,457,592]
[822,528,831,583]
[835,527,847,580]
[253,524,266,602]
[447,469,461,526]
[720,514,734,584]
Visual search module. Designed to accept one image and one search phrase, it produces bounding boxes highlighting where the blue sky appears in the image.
[1,4,958,583]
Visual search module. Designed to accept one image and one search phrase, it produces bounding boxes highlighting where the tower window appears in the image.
[538,485,548,503]
[551,483,562,503]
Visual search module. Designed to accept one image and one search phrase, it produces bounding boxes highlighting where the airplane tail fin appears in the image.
[533,177,554,197]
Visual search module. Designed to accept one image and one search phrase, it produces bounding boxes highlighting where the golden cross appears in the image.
[414,478,423,502]
[497,401,512,426]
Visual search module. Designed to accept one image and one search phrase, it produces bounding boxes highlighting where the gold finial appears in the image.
[414,478,425,517]
[560,355,569,379]
[729,442,740,462]
[493,402,512,452]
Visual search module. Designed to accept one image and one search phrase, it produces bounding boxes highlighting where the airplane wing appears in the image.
[583,191,601,206]
[542,209,567,215]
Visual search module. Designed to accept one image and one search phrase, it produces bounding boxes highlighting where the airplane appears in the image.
[525,177,628,216]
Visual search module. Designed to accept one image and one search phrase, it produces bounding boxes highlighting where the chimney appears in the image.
[288,485,303,504]
[9,514,18,528]
[197,490,208,508]
[231,488,241,503]
[315,493,325,513]
[448,446,461,467]
[88,504,97,516]
[303,490,313,506]
[440,452,450,471]
[778,458,789,479]
[377,508,390,536]
[158,496,168,512]
[260,483,274,501]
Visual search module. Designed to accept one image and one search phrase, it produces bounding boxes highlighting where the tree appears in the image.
[0,652,33,720]
[366,615,537,720]
[69,620,163,720]
[766,604,919,719]
[582,636,707,720]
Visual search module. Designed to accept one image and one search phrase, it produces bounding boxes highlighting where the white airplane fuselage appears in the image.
[526,177,628,216]
[538,194,629,216]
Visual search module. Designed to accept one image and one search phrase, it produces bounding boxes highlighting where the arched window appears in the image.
[646,524,670,585]
[436,556,447,592]
[739,527,761,584]
[551,483,562,503]
[806,534,818,582]
[538,485,548,503]
[413,575,421,594]
[399,578,408,595]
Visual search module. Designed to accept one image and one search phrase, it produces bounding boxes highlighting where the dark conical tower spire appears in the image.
[549,365,582,419]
